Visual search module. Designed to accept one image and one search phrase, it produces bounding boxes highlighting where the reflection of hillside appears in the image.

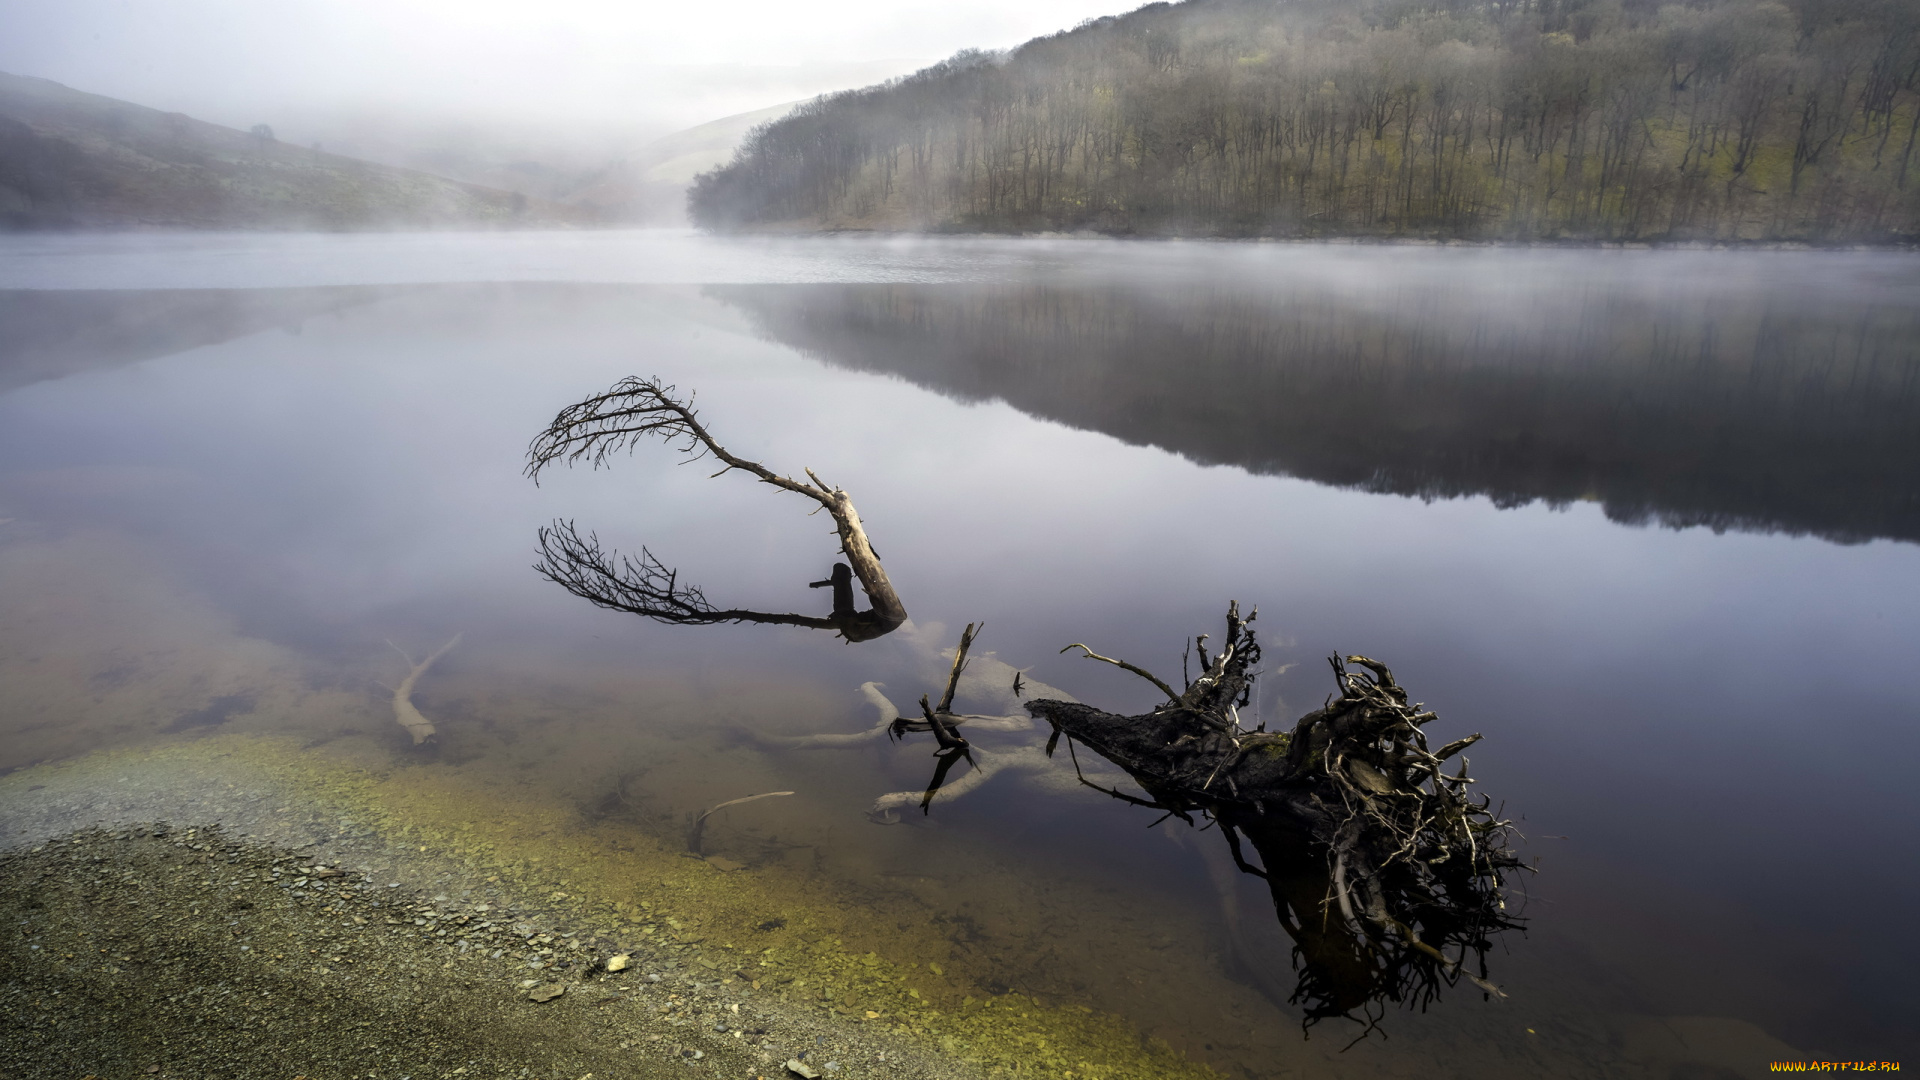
[0,287,392,396]
[711,283,1920,545]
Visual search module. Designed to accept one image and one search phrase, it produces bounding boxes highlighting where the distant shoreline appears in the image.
[709,226,1920,251]
[5,223,1915,250]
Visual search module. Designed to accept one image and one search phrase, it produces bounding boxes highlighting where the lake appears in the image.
[2,231,1916,1077]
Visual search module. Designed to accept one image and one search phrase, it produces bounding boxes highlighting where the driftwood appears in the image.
[751,681,1033,751]
[868,743,1059,823]
[526,378,907,642]
[687,791,794,855]
[1023,604,1526,1031]
[842,625,1105,821]
[739,625,1099,822]
[386,633,462,745]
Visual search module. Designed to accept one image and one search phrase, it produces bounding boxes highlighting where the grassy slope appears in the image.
[0,71,591,230]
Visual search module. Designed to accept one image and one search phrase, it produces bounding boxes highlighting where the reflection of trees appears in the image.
[712,282,1920,545]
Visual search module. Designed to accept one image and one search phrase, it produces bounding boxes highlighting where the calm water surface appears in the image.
[2,232,1916,1076]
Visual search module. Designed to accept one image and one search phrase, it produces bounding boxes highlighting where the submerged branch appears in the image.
[535,521,841,631]
[687,791,795,855]
[387,633,461,746]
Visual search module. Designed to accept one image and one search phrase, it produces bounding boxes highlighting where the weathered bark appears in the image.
[525,378,907,642]
[1025,605,1524,1029]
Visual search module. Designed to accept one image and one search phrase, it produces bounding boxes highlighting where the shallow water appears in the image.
[2,231,1916,1076]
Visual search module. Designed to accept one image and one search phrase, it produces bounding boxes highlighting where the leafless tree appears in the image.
[526,377,908,642]
[692,0,1918,243]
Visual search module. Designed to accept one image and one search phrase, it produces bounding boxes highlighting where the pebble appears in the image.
[0,825,969,1080]
[605,953,631,973]
[784,1059,820,1079]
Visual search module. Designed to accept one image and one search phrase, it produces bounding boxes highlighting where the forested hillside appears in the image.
[691,0,1920,241]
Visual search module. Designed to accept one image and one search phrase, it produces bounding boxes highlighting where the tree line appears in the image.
[690,0,1920,241]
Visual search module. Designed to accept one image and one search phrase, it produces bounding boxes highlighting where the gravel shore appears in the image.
[1,823,972,1080]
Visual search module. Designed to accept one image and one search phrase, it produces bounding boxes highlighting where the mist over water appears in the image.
[2,234,1917,1074]
[711,271,1920,544]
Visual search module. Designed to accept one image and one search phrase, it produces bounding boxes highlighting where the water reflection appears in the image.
[1,261,1916,1072]
[0,286,388,396]
[710,280,1920,545]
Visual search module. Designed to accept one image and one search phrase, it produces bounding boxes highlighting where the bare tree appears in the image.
[526,377,908,642]
[692,0,1917,243]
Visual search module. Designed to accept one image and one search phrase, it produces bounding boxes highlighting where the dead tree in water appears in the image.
[1023,604,1525,1031]
[526,378,908,642]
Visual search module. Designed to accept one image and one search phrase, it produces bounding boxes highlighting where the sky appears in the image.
[0,0,1133,140]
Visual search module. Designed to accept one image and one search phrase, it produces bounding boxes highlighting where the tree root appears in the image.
[1025,603,1527,1031]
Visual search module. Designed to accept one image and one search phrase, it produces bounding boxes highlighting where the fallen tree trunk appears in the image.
[1024,604,1525,1030]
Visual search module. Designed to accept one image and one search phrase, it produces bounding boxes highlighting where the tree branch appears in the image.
[1058,642,1181,703]
[526,378,907,642]
[534,521,839,630]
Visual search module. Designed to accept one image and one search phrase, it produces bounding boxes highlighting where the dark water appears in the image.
[2,234,1916,1075]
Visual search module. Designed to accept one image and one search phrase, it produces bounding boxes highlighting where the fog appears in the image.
[3,0,1121,181]
[0,0,1126,145]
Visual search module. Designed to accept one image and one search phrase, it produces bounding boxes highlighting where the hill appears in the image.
[0,71,589,231]
[565,102,802,224]
[691,0,1920,242]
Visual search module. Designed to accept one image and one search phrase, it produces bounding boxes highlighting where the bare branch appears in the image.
[525,378,908,642]
[1059,643,1180,704]
[937,622,980,713]
[526,377,824,502]
[534,521,838,631]
[687,791,794,855]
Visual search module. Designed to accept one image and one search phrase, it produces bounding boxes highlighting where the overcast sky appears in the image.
[0,0,1133,138]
